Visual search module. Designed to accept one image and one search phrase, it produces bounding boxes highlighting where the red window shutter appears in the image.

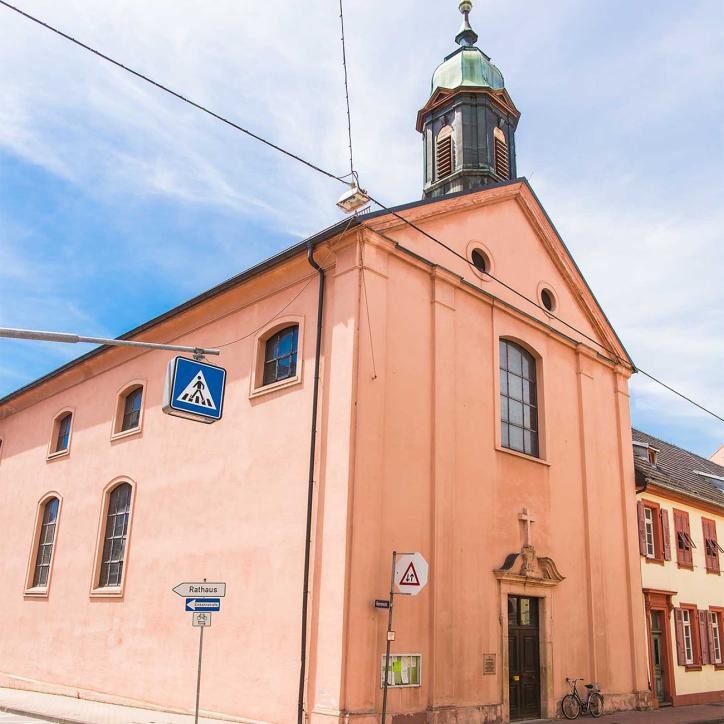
[660,508,671,560]
[637,501,647,555]
[703,518,720,573]
[698,610,710,665]
[674,608,686,665]
[683,515,694,565]
[707,612,717,663]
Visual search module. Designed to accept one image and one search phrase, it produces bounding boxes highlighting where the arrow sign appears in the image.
[173,582,226,598]
[394,552,429,596]
[185,598,221,612]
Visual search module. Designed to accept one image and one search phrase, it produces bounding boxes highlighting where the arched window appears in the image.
[53,413,72,454]
[435,125,455,180]
[98,483,132,588]
[120,386,143,432]
[32,497,59,588]
[494,127,510,181]
[263,325,299,386]
[499,339,538,457]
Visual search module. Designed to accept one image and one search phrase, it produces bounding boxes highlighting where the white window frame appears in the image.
[682,609,694,664]
[644,507,655,558]
[712,612,722,664]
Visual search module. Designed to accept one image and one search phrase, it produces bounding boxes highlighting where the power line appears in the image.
[4,1,721,425]
[0,0,349,187]
[338,0,356,180]
[637,369,724,424]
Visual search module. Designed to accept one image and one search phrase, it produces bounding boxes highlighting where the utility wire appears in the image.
[338,0,356,180]
[5,1,722,424]
[637,369,724,424]
[0,0,349,186]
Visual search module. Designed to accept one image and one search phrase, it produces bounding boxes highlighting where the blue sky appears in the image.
[1,0,722,457]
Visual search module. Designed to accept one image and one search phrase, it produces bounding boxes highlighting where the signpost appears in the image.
[380,551,429,724]
[174,579,227,724]
[163,356,226,424]
[185,598,221,612]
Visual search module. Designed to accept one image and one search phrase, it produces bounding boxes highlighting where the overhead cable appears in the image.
[0,0,349,186]
[5,1,722,424]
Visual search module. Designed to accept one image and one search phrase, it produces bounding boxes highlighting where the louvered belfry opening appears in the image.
[435,126,455,180]
[494,126,510,181]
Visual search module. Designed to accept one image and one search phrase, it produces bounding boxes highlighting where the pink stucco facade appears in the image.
[0,181,651,723]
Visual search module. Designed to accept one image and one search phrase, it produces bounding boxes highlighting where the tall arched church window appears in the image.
[32,497,60,588]
[54,413,72,453]
[494,127,510,181]
[499,339,539,457]
[435,125,455,180]
[99,483,132,588]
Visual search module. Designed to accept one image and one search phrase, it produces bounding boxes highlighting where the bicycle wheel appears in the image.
[588,693,604,718]
[561,694,581,719]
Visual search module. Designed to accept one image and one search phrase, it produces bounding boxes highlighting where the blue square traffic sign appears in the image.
[185,597,221,612]
[164,356,226,423]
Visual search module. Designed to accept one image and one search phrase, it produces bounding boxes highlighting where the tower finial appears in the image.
[455,1,478,47]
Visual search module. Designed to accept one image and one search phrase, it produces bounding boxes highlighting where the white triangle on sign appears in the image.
[177,371,217,410]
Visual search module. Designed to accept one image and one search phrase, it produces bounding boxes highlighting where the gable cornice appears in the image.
[364,180,634,369]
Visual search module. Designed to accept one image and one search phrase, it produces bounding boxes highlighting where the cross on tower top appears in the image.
[518,507,536,547]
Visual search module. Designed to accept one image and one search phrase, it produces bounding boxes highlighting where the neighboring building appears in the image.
[710,445,724,467]
[633,429,724,707]
[0,4,652,723]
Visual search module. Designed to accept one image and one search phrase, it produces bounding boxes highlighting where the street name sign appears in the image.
[163,356,226,423]
[394,552,429,596]
[185,598,221,612]
[173,582,226,598]
[192,612,212,627]
[374,599,390,609]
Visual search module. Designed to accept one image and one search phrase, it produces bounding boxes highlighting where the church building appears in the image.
[0,3,652,722]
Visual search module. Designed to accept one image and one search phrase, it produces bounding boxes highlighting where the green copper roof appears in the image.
[431,46,505,94]
[430,3,505,95]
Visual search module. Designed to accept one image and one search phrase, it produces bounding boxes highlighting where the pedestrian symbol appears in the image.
[163,356,226,423]
[399,562,420,587]
[177,371,216,410]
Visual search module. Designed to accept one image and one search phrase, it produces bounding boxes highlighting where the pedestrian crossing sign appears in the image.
[163,356,226,423]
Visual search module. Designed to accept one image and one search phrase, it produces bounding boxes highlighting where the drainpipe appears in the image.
[298,241,325,724]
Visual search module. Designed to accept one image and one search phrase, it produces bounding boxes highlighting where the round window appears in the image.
[471,249,489,274]
[540,288,555,312]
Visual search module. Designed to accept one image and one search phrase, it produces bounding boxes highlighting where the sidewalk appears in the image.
[1,687,722,724]
[583,705,724,724]
[0,688,246,724]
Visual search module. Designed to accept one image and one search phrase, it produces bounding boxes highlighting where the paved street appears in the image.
[0,714,50,723]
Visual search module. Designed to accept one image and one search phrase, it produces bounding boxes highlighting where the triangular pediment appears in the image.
[363,180,634,369]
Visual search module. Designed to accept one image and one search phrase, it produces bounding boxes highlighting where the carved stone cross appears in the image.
[518,507,535,547]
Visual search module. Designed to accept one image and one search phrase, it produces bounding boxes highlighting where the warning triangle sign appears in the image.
[399,561,420,587]
[176,371,217,410]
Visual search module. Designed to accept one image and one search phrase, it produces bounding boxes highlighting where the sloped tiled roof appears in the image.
[633,428,724,511]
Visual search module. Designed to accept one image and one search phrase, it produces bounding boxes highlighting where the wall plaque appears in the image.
[483,653,496,675]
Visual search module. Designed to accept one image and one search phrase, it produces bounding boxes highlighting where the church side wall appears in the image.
[0,255,336,724]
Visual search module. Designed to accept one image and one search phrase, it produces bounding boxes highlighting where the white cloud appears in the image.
[0,0,722,451]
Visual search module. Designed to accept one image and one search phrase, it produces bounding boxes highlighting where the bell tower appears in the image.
[417,1,520,199]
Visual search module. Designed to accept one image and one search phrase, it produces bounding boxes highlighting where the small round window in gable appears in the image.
[471,248,490,274]
[540,287,556,312]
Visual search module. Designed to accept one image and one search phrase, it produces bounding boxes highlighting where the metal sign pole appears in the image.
[194,623,204,724]
[381,551,397,724]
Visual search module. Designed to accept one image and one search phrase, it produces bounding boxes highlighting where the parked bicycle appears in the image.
[561,677,603,719]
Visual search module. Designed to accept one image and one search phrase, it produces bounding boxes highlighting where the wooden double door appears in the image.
[508,596,541,721]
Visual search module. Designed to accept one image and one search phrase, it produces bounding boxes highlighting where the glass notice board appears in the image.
[379,654,422,687]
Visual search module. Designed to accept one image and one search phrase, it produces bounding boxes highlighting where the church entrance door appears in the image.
[508,595,541,721]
